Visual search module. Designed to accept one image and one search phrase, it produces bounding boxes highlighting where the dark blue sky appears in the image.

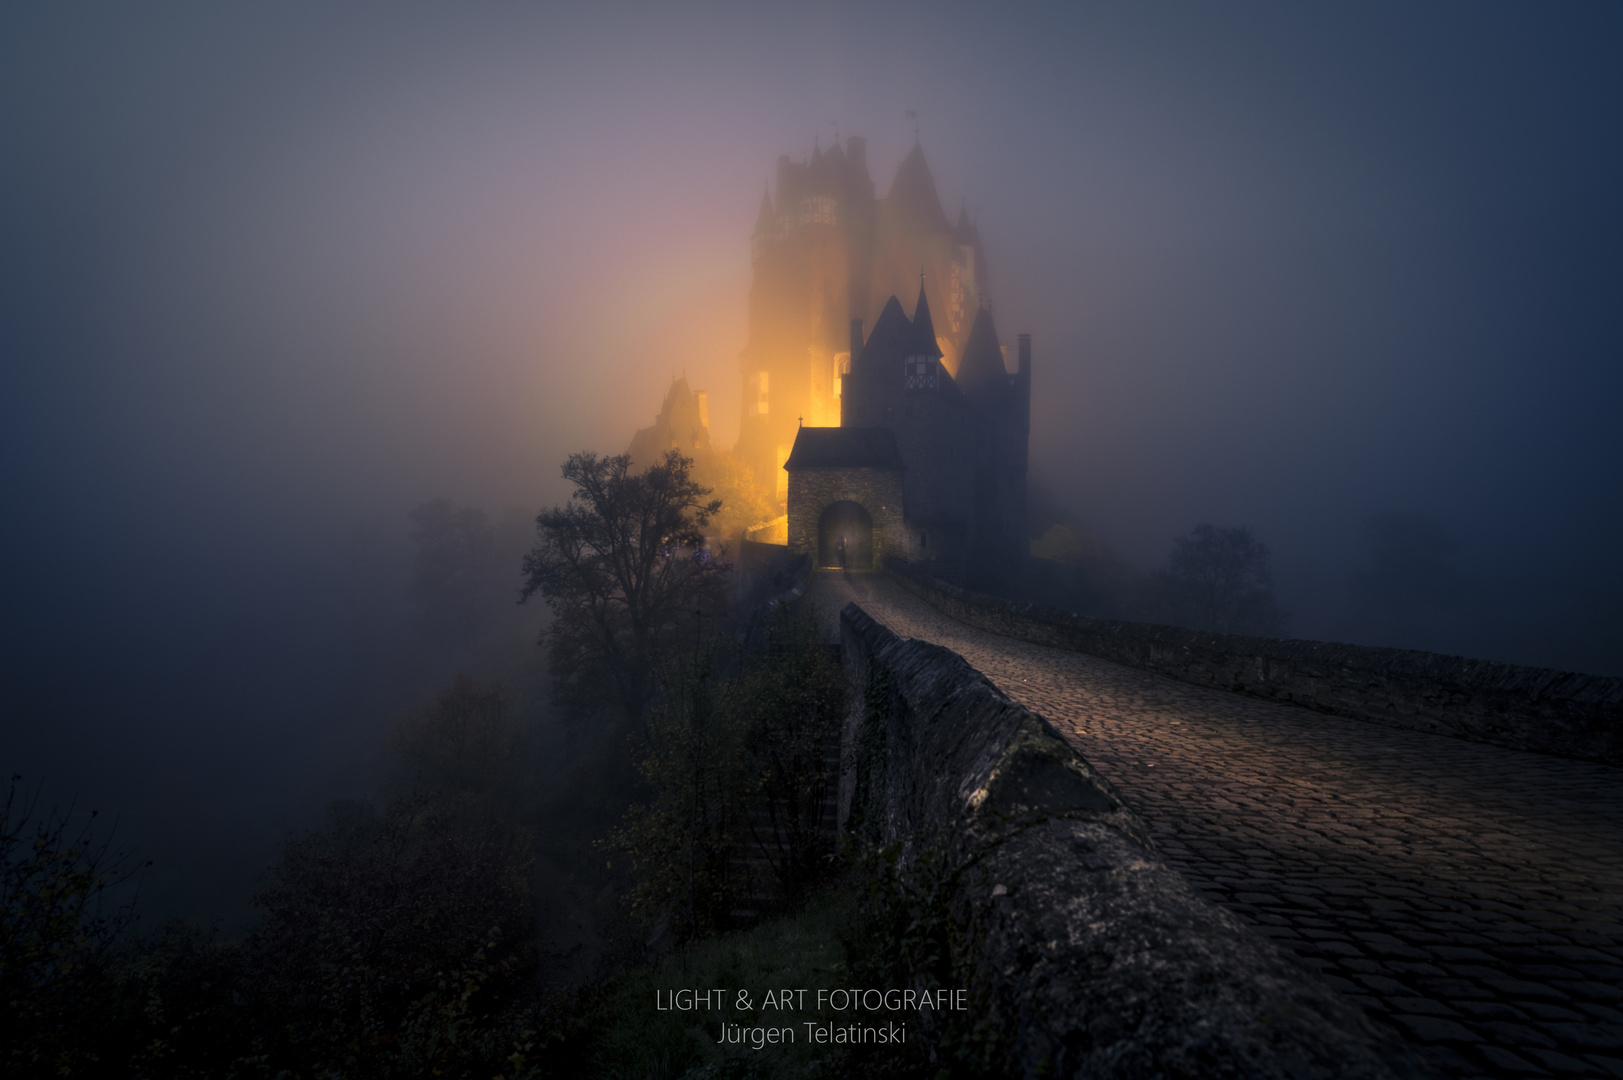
[2,2,1619,918]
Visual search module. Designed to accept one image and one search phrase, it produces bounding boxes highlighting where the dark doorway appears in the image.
[818,501,873,569]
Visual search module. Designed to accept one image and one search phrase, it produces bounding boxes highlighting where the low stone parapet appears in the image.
[883,556,1623,766]
[838,601,1429,1078]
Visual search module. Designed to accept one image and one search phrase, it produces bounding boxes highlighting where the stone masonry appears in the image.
[786,466,906,567]
[841,600,1427,1079]
[883,557,1623,767]
[807,569,1623,1080]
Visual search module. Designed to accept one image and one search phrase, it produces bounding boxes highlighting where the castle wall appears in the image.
[884,556,1623,766]
[785,467,908,567]
[740,138,985,495]
[839,602,1423,1078]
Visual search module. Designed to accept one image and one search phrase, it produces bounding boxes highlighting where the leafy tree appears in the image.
[1154,523,1286,636]
[612,643,750,942]
[1026,523,1146,619]
[521,450,724,728]
[408,499,501,644]
[244,794,535,1077]
[688,448,776,539]
[611,604,842,943]
[739,605,842,899]
[386,674,526,814]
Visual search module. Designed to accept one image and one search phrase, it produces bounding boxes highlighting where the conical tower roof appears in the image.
[887,142,952,234]
[855,296,912,375]
[955,199,979,244]
[909,280,944,358]
[954,307,1007,398]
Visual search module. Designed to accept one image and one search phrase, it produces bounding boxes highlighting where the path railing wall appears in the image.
[884,557,1623,766]
[838,601,1426,1079]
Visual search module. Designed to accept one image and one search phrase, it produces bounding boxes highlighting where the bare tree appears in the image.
[521,450,725,727]
[1159,524,1286,636]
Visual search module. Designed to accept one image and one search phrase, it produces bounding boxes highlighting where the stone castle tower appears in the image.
[783,281,1030,588]
[736,136,989,502]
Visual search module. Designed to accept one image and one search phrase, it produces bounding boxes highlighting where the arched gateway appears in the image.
[818,501,873,569]
[783,426,907,569]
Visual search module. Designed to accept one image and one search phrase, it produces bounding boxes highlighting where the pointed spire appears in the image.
[955,307,1007,398]
[753,184,774,236]
[854,295,912,375]
[887,142,952,234]
[955,198,979,245]
[811,136,823,168]
[910,278,943,359]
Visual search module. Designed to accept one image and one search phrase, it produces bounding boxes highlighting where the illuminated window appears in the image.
[748,371,769,416]
[905,354,938,391]
[799,195,836,226]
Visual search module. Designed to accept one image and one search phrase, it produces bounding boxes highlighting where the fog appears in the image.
[3,3,1619,924]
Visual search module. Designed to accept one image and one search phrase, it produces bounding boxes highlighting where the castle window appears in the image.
[799,195,836,227]
[905,354,938,391]
[748,371,769,416]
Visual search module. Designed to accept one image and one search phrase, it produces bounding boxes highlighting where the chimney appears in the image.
[850,318,864,360]
[1017,333,1032,376]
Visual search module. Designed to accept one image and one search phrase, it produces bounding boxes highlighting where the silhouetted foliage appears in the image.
[1026,522,1147,619]
[739,606,842,899]
[613,642,748,941]
[408,499,502,644]
[688,447,776,539]
[841,837,1007,1078]
[521,450,725,727]
[386,673,527,814]
[242,794,536,1076]
[0,776,144,1077]
[612,604,842,943]
[1151,523,1287,636]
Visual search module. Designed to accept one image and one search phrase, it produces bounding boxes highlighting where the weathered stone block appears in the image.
[839,601,1433,1079]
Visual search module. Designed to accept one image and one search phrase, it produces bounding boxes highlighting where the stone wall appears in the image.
[839,602,1428,1079]
[884,556,1623,766]
[786,467,907,566]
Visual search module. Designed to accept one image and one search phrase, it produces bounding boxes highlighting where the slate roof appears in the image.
[784,427,905,471]
[887,141,953,234]
[909,281,943,358]
[954,306,1007,398]
[856,296,914,373]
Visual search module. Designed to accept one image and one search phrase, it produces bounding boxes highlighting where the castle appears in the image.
[736,135,991,503]
[626,136,1031,587]
[784,282,1030,588]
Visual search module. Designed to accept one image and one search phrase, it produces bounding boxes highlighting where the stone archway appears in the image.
[818,500,873,569]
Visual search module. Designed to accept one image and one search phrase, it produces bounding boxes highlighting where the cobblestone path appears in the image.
[806,570,1623,1079]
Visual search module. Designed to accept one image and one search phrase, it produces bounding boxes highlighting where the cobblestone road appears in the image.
[807,570,1623,1079]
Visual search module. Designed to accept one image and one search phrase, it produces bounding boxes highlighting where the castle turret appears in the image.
[955,307,1007,402]
[904,280,944,392]
[908,280,943,359]
[955,200,976,245]
[887,141,953,235]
